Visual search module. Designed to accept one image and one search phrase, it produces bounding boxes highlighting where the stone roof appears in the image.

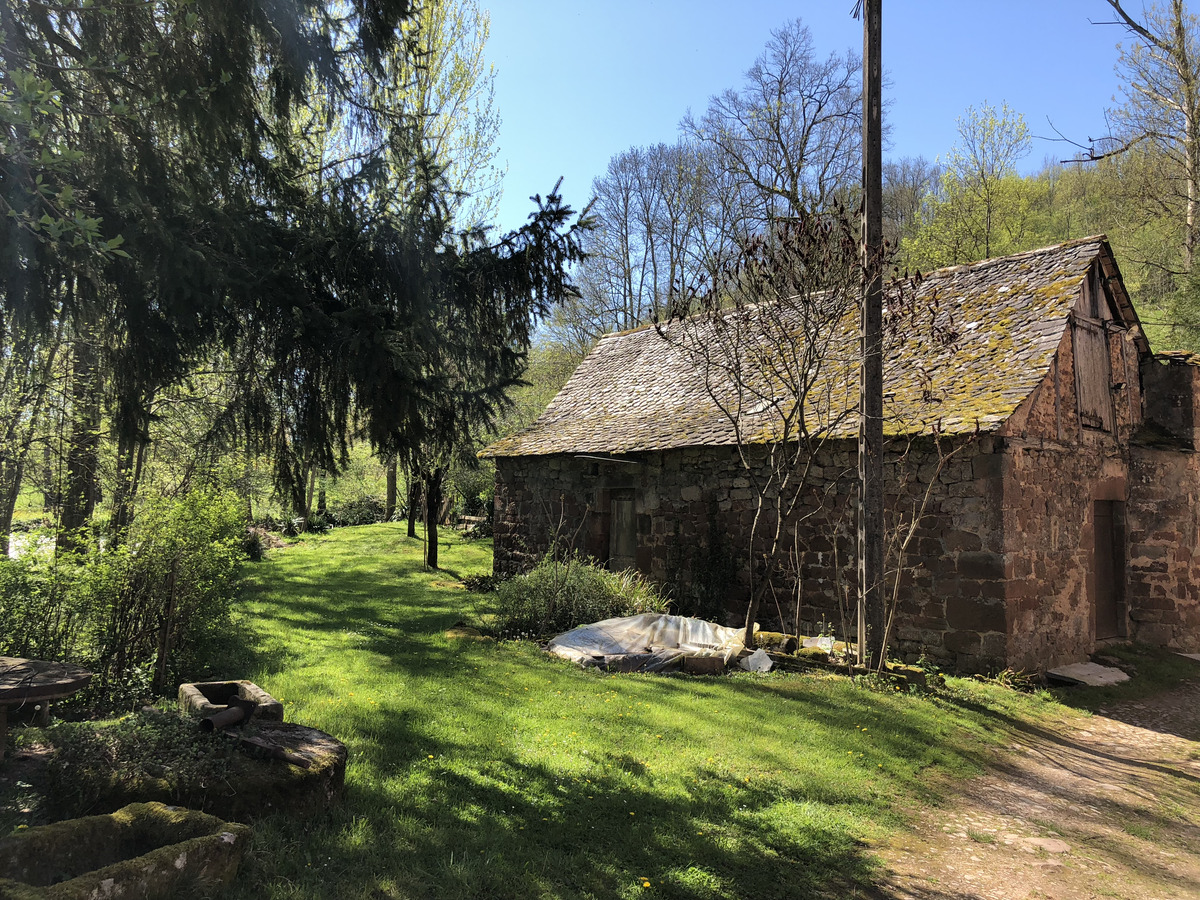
[485,236,1130,458]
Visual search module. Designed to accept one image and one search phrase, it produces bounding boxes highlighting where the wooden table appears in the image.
[0,657,92,758]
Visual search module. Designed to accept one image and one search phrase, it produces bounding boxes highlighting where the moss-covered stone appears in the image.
[754,631,798,653]
[0,802,249,899]
[794,646,830,663]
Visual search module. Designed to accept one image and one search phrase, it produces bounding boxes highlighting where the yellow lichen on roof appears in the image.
[483,237,1110,458]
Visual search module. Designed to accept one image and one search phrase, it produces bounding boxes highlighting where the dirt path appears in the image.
[876,681,1200,900]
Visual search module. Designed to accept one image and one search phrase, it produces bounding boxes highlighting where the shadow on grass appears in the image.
[230,730,882,900]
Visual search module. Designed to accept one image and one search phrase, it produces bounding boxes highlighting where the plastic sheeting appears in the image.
[547,613,747,672]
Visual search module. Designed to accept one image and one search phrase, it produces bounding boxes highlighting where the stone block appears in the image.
[179,680,283,724]
[1135,623,1175,645]
[956,551,1005,581]
[943,530,982,552]
[979,631,1008,658]
[0,803,250,899]
[946,596,1006,633]
[944,630,981,654]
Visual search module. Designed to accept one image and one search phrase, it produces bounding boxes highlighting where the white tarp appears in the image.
[547,613,747,672]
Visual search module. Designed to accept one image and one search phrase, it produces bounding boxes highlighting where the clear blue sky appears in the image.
[481,0,1130,234]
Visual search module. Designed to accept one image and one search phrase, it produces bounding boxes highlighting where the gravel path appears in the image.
[876,681,1200,899]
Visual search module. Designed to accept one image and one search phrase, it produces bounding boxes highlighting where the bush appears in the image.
[326,496,385,527]
[0,556,84,662]
[480,553,669,639]
[71,489,246,705]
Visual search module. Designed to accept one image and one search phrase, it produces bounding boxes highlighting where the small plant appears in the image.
[462,573,501,593]
[327,496,386,527]
[478,553,669,639]
[976,667,1041,693]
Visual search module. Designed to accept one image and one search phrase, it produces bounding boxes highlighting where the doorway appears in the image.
[1093,500,1124,640]
[608,491,637,572]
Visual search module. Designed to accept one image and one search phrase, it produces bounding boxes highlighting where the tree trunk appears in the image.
[304,466,316,522]
[58,333,102,553]
[385,456,398,520]
[424,468,444,569]
[108,428,148,542]
[0,455,28,558]
[317,470,327,515]
[407,472,419,538]
[42,444,54,513]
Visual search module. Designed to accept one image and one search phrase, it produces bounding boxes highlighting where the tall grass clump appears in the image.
[482,552,669,639]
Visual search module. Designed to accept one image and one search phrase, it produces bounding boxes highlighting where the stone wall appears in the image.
[994,322,1140,671]
[1126,447,1200,651]
[494,433,1016,672]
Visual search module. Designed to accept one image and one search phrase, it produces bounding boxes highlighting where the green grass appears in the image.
[220,524,1063,900]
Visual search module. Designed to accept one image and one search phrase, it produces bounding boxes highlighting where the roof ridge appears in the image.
[924,235,1106,279]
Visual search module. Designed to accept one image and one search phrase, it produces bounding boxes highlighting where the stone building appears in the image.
[483,237,1200,672]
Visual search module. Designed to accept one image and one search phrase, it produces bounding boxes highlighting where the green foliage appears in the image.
[326,496,386,527]
[71,490,244,700]
[40,709,235,818]
[902,102,1046,269]
[0,554,81,662]
[0,491,247,710]
[480,553,670,639]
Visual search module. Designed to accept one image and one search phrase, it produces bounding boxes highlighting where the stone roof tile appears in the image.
[485,237,1114,458]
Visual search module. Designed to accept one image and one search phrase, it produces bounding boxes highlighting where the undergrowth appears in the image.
[477,551,670,638]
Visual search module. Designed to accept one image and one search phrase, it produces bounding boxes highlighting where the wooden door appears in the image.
[1093,501,1122,640]
[609,495,636,572]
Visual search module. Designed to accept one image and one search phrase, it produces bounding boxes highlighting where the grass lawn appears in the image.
[223,524,1081,900]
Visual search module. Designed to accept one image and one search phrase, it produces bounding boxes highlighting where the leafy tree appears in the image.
[1104,0,1200,271]
[2,1,585,545]
[903,103,1044,268]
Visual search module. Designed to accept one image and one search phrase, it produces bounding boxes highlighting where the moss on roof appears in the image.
[484,237,1114,458]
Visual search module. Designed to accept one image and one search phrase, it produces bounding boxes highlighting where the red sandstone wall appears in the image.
[997,317,1147,671]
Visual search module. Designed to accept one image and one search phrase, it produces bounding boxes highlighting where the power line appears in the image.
[1140,319,1200,329]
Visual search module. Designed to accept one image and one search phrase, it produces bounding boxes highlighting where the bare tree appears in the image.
[883,156,941,247]
[656,213,865,649]
[1103,0,1200,270]
[682,19,862,233]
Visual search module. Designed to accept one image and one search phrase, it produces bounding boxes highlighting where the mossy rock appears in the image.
[0,802,249,899]
[754,632,798,653]
[46,722,346,823]
[886,664,927,689]
[794,646,830,663]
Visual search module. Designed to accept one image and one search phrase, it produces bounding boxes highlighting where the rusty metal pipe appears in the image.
[199,696,257,732]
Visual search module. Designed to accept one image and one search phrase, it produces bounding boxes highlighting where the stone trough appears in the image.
[0,802,249,899]
[176,680,347,821]
[178,679,284,723]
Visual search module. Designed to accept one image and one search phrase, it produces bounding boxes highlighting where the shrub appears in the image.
[480,554,669,639]
[0,556,84,662]
[327,496,385,527]
[72,489,246,704]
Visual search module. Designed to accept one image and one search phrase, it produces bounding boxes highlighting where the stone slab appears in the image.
[1046,662,1130,686]
[1176,653,1200,663]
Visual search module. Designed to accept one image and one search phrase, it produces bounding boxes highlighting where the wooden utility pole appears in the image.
[858,0,884,668]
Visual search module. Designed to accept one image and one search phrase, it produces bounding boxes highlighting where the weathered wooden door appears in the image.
[1093,501,1122,640]
[608,493,636,572]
